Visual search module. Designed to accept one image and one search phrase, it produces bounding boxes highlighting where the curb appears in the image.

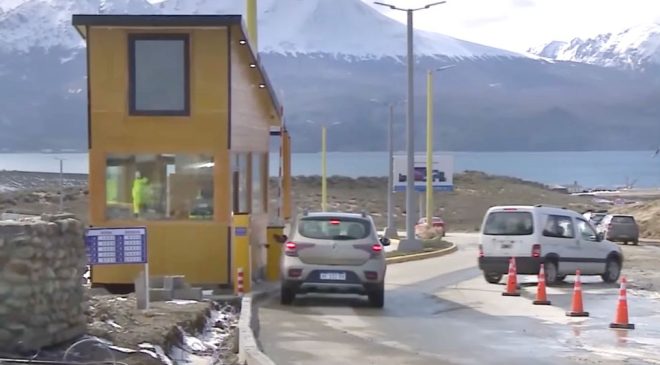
[238,287,278,365]
[385,242,458,264]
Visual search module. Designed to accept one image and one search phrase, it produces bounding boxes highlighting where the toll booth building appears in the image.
[72,15,287,289]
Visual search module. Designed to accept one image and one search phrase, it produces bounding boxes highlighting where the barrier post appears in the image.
[232,213,252,293]
[266,226,284,281]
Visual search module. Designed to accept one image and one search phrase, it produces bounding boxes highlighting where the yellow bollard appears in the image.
[232,213,251,293]
[266,226,285,281]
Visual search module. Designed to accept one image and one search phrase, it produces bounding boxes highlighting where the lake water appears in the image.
[0,150,658,188]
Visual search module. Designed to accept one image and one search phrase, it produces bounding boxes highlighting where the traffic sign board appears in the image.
[85,227,147,265]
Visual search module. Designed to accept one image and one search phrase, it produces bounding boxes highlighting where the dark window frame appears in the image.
[128,33,191,116]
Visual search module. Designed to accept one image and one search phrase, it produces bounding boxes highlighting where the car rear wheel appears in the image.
[632,240,639,246]
[484,272,503,284]
[368,284,385,308]
[544,261,559,286]
[280,286,296,305]
[601,258,621,283]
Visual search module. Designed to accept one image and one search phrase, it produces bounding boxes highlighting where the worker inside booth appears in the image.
[105,153,214,221]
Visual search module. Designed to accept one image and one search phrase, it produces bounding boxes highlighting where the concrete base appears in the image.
[173,288,203,301]
[383,227,399,239]
[397,238,423,252]
[150,288,174,302]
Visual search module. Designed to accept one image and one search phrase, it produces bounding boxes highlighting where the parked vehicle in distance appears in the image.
[478,205,624,285]
[280,211,390,307]
[415,216,446,237]
[583,209,608,226]
[597,214,640,245]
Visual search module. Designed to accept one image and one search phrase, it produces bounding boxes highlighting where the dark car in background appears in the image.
[597,214,640,245]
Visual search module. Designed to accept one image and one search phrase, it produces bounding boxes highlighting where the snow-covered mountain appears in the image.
[529,23,660,71]
[1,0,660,153]
[0,0,524,60]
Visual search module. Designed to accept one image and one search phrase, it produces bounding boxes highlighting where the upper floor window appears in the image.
[129,34,190,116]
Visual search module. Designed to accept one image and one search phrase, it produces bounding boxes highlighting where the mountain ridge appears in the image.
[529,22,660,70]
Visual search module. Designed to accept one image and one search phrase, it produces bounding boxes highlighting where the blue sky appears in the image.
[367,0,660,52]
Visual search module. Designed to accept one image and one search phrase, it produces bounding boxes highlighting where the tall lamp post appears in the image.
[371,98,404,239]
[425,65,455,226]
[374,1,447,251]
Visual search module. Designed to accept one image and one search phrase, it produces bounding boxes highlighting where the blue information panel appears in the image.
[85,227,147,265]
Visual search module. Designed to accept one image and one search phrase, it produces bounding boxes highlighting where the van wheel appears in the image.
[601,258,621,283]
[557,275,567,282]
[280,286,296,305]
[544,261,559,286]
[484,272,503,284]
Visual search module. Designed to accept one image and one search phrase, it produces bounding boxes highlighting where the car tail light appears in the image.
[285,241,298,257]
[478,244,484,258]
[532,244,541,258]
[371,244,383,253]
[288,268,302,278]
[364,271,378,280]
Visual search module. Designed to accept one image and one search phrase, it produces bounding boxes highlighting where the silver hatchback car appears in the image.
[280,211,390,307]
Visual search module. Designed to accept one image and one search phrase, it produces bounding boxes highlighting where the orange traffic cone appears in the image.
[502,257,520,297]
[609,276,635,330]
[533,263,552,305]
[566,270,589,317]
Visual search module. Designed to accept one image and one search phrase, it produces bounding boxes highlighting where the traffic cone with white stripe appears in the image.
[533,263,552,305]
[566,270,589,317]
[609,276,635,329]
[502,257,520,296]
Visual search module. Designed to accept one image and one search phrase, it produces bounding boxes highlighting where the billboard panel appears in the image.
[393,154,454,192]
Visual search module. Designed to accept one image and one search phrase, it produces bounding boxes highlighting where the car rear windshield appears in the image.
[483,211,534,236]
[298,217,371,240]
[612,216,635,224]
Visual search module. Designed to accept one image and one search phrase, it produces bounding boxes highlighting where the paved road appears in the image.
[257,233,660,365]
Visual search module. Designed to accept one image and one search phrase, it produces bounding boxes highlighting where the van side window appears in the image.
[576,218,599,241]
[542,215,575,239]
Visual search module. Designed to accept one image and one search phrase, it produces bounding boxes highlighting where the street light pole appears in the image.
[385,103,397,238]
[425,65,456,227]
[374,1,447,251]
[370,98,403,239]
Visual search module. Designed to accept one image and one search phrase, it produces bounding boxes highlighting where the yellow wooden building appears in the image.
[72,14,292,289]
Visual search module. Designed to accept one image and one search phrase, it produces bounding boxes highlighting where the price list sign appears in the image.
[85,227,147,265]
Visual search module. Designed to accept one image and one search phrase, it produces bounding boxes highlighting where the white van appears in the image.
[478,205,623,285]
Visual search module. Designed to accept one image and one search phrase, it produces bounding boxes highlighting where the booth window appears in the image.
[128,34,190,116]
[105,153,214,221]
[232,153,249,213]
[252,153,263,214]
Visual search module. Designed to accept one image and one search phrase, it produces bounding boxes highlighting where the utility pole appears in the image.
[55,157,65,212]
[374,1,447,252]
[321,126,327,211]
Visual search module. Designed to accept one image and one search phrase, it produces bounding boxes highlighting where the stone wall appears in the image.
[0,214,87,353]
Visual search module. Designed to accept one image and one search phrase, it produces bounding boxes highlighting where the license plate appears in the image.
[501,243,512,249]
[320,272,346,281]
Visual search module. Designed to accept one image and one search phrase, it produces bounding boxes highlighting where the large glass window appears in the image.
[234,153,249,213]
[252,153,263,214]
[129,34,190,115]
[105,154,213,221]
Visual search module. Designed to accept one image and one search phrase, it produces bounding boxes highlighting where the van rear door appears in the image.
[481,208,535,257]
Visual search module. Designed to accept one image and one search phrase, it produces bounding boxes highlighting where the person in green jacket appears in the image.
[132,171,149,218]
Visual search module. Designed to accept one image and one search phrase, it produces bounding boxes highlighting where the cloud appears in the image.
[511,0,535,7]
[462,15,510,27]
